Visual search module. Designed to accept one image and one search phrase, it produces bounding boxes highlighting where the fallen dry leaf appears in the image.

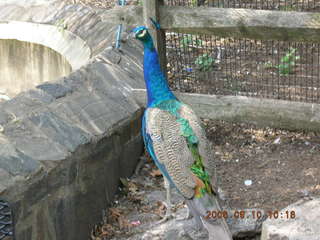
[118,216,131,230]
[100,224,114,237]
[150,169,162,177]
[109,208,121,220]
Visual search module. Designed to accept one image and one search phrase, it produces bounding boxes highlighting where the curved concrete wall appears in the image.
[0,20,92,99]
[1,0,56,5]
[0,39,72,98]
[0,21,91,70]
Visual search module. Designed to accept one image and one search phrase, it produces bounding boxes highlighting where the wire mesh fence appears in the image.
[0,200,14,240]
[165,1,320,103]
[166,34,320,103]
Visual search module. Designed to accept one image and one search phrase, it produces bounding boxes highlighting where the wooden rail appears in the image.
[142,1,320,42]
[158,6,320,43]
[133,89,320,131]
[143,0,320,42]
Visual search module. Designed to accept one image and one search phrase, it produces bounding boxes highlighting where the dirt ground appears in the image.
[204,119,320,211]
[91,120,320,240]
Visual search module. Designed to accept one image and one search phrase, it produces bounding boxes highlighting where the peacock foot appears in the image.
[175,206,193,222]
[134,156,147,175]
[156,200,175,224]
[156,212,174,224]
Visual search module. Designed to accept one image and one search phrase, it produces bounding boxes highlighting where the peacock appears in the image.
[132,24,232,239]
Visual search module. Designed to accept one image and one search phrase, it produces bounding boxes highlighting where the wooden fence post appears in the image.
[143,0,167,77]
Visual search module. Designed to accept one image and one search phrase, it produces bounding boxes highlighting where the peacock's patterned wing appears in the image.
[179,103,217,192]
[144,107,196,199]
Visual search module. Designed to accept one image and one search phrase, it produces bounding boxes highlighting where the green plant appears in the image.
[191,0,198,7]
[180,35,202,48]
[55,19,68,32]
[195,53,215,71]
[279,5,297,11]
[264,60,273,69]
[277,48,300,75]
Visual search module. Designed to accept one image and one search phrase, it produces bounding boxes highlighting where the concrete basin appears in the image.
[0,21,91,99]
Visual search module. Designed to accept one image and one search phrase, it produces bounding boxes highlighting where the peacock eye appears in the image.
[137,29,146,38]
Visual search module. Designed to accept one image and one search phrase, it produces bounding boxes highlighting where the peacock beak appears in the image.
[127,30,136,40]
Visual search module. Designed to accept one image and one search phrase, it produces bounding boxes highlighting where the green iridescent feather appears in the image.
[177,118,198,144]
[189,144,212,198]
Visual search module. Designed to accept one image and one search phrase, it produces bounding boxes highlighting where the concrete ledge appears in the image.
[134,89,320,131]
[261,198,320,240]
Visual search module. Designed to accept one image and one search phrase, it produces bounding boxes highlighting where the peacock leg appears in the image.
[157,177,174,223]
[175,204,193,222]
[185,207,193,219]
[165,177,172,217]
[134,156,147,175]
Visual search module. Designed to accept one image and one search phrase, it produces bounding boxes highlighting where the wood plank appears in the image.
[143,0,167,74]
[159,5,320,42]
[132,89,320,132]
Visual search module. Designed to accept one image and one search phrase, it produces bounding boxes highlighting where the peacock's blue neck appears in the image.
[142,40,176,107]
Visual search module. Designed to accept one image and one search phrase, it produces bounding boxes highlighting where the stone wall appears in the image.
[0,1,145,239]
[0,43,145,240]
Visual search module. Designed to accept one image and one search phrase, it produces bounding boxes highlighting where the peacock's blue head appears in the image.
[132,26,152,43]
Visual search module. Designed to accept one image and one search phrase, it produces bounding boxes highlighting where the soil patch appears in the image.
[91,120,320,239]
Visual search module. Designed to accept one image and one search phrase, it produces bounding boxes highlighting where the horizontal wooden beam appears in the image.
[159,6,320,42]
[133,89,320,132]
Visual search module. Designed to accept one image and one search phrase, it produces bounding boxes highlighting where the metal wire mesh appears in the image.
[164,1,320,103]
[167,34,320,103]
[0,200,14,240]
